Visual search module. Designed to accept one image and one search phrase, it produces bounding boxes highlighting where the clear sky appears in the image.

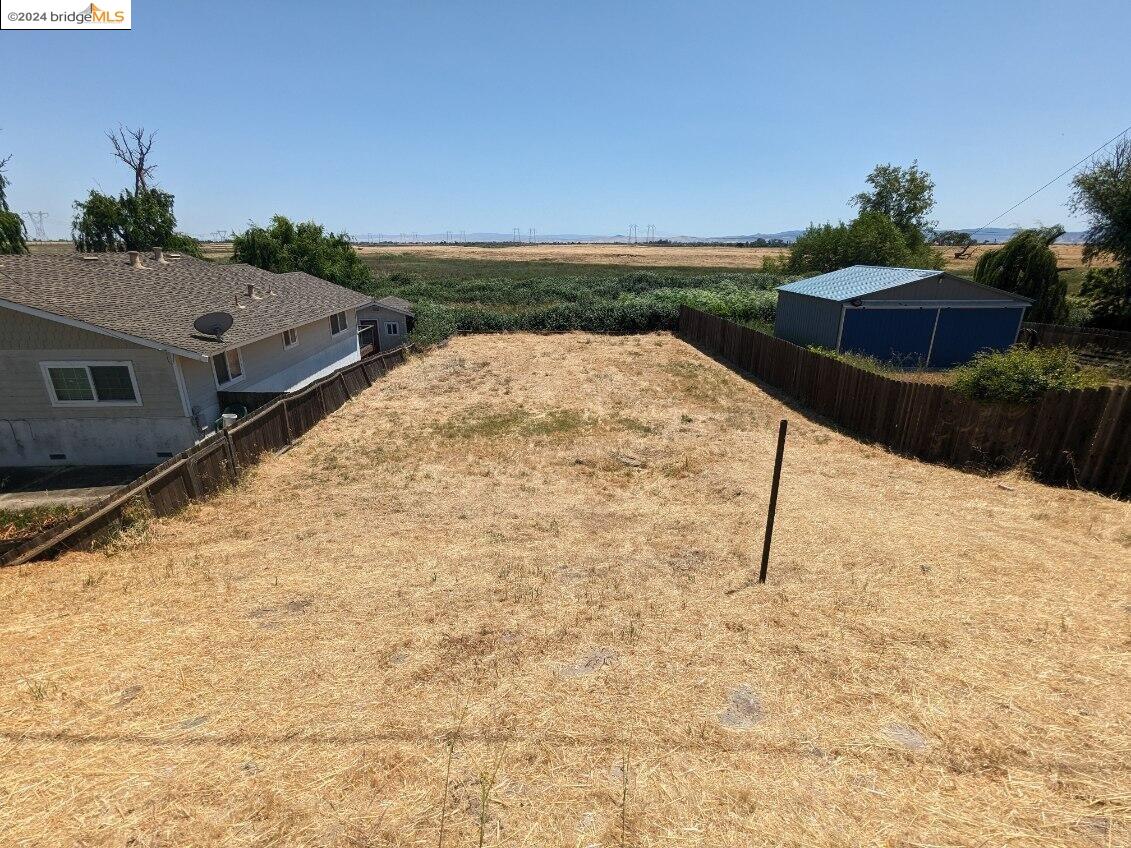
[2,0,1129,239]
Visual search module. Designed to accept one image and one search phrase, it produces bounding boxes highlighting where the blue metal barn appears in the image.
[773,266,1032,367]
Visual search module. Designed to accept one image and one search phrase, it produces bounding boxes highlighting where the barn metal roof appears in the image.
[776,266,943,302]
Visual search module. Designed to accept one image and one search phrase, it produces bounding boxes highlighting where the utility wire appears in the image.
[967,122,1131,241]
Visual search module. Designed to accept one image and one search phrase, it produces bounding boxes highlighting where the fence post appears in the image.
[183,454,204,499]
[758,419,788,584]
[280,398,293,445]
[222,427,239,477]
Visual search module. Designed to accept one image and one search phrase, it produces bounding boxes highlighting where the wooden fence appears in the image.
[1020,322,1131,370]
[0,345,412,568]
[678,306,1131,499]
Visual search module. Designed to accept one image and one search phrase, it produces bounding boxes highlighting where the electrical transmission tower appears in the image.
[628,224,638,243]
[512,228,521,244]
[528,227,536,244]
[647,224,656,242]
[210,229,228,242]
[23,211,49,240]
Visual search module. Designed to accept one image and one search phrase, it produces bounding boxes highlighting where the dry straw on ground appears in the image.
[351,242,1109,272]
[1,332,1128,847]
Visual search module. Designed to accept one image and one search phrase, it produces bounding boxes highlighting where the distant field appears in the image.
[354,242,1111,274]
[38,239,1110,275]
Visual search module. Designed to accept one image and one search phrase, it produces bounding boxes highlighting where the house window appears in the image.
[384,321,400,336]
[41,361,141,406]
[329,311,349,335]
[212,348,244,387]
[282,328,298,348]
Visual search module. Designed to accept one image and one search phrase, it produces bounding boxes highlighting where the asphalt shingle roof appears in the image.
[0,253,372,359]
[776,266,944,302]
[373,295,414,316]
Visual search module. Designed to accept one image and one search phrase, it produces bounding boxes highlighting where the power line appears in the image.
[967,122,1131,241]
[23,211,49,240]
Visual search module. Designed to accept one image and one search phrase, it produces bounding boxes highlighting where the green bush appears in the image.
[406,279,782,346]
[952,346,1106,403]
[408,300,459,348]
[784,211,942,275]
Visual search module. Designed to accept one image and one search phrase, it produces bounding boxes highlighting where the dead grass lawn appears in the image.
[1,333,1128,847]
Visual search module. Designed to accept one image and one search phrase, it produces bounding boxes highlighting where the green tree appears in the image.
[852,161,936,248]
[973,226,1067,323]
[1069,139,1131,329]
[784,210,941,275]
[71,125,201,257]
[232,215,372,290]
[933,230,975,247]
[0,151,29,255]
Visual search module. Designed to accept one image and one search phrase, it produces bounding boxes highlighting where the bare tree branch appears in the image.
[0,153,11,213]
[108,124,157,194]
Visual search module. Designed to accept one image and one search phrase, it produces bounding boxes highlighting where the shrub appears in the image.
[407,285,781,345]
[952,346,1106,403]
[408,300,459,348]
[785,211,942,275]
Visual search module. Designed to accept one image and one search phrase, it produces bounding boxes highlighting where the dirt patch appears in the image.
[884,722,931,751]
[557,647,618,678]
[718,685,765,730]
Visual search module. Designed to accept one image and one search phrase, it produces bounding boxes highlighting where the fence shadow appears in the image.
[676,307,1131,499]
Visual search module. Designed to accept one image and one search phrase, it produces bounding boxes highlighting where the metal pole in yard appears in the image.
[758,419,788,584]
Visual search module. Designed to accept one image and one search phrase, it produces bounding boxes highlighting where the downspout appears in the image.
[169,353,193,419]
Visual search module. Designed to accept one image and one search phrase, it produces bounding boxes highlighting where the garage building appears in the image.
[773,266,1032,368]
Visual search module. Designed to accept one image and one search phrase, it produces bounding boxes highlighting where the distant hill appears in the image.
[342,228,1087,245]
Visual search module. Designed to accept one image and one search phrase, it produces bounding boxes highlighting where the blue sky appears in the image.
[2,0,1129,238]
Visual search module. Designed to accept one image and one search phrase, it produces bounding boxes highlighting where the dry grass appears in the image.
[351,242,1112,272]
[1,333,1128,847]
[33,239,1114,272]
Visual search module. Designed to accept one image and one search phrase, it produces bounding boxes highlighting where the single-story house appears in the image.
[774,266,1032,367]
[0,249,373,466]
[357,295,414,353]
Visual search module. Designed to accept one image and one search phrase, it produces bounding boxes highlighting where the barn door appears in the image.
[839,308,936,367]
[928,308,1024,368]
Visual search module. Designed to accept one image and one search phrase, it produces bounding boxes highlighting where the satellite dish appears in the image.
[193,311,234,339]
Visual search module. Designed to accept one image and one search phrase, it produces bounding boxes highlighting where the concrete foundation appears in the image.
[0,417,198,466]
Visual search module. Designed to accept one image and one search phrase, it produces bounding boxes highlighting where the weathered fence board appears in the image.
[1,345,414,568]
[677,306,1129,499]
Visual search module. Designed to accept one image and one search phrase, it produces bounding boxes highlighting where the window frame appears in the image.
[211,347,246,388]
[282,327,299,349]
[384,321,400,336]
[39,360,143,407]
[329,311,349,336]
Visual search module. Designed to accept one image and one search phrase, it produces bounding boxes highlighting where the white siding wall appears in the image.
[0,308,196,465]
[180,310,363,427]
[357,305,410,352]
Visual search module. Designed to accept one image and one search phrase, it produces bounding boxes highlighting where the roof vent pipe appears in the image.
[127,250,142,268]
[152,247,166,263]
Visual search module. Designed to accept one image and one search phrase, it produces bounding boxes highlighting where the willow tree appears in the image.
[1069,139,1131,329]
[973,226,1067,322]
[0,151,29,255]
